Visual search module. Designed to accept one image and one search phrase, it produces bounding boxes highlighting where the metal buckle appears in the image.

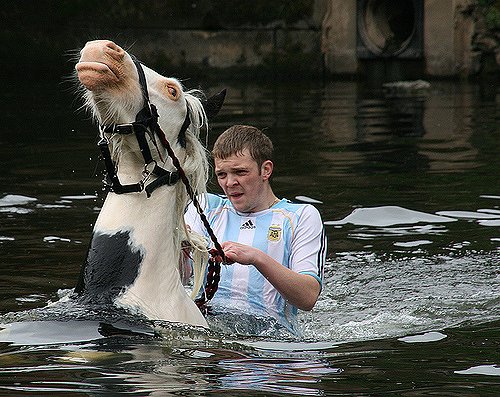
[114,123,135,134]
[141,160,157,186]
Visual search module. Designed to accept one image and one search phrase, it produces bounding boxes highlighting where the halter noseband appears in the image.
[97,57,190,198]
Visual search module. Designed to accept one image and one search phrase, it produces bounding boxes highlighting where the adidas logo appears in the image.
[240,219,256,230]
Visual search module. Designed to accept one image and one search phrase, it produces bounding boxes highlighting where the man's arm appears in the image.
[220,241,321,311]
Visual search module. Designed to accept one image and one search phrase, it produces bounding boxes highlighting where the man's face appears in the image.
[214,149,272,213]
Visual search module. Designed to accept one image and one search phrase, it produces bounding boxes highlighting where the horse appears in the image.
[73,40,224,328]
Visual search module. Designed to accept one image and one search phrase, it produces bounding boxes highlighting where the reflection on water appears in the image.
[317,82,481,176]
[0,76,498,395]
[0,319,498,395]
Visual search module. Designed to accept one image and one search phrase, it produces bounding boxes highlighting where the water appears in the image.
[0,75,499,395]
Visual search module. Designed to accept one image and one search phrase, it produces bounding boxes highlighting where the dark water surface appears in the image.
[0,76,499,395]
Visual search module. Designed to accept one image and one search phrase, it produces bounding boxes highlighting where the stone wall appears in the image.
[469,0,500,76]
[0,0,326,81]
[0,0,497,80]
[321,0,499,78]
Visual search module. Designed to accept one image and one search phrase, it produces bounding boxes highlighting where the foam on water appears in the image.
[0,194,38,215]
[437,210,500,220]
[294,195,323,204]
[324,206,456,227]
[0,194,37,207]
[0,207,33,214]
[398,331,447,343]
[298,251,500,343]
[60,194,97,200]
[478,219,500,226]
[36,204,71,209]
[393,240,433,247]
[43,236,72,243]
[0,320,106,346]
[455,365,500,377]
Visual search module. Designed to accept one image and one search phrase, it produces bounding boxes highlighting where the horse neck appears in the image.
[112,138,150,185]
[95,179,186,279]
[96,135,190,276]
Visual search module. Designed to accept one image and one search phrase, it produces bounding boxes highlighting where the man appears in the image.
[185,125,326,334]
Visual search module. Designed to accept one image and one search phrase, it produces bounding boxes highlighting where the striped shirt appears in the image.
[185,193,326,333]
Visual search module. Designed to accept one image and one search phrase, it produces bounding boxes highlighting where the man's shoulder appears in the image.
[275,200,324,229]
[202,193,230,211]
[277,199,320,216]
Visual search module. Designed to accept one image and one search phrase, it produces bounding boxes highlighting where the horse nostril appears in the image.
[103,40,124,60]
[105,40,120,51]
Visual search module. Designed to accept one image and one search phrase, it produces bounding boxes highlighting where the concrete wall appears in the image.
[321,1,358,75]
[1,0,494,80]
[321,0,482,78]
[424,0,476,77]
[0,0,327,81]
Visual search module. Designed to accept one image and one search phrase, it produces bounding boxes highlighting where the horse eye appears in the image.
[166,84,178,99]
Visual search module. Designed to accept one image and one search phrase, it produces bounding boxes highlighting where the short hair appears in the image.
[212,125,273,167]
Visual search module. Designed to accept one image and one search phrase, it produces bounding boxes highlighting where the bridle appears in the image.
[94,57,227,311]
[97,57,189,198]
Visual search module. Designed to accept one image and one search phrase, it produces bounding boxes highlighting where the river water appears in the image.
[0,75,498,395]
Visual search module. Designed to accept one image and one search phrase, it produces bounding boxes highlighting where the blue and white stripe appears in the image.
[185,193,326,332]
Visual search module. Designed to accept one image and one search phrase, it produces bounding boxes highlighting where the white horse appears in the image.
[74,40,224,328]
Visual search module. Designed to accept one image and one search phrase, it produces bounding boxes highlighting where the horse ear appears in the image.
[202,89,226,121]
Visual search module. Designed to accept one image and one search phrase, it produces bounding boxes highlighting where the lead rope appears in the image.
[135,56,225,312]
[150,121,226,313]
[97,56,223,314]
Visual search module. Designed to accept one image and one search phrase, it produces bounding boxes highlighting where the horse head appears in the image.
[76,39,224,195]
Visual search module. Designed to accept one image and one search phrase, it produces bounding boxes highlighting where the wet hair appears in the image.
[212,125,273,167]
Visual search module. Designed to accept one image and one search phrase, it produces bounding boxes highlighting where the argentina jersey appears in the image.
[185,193,326,333]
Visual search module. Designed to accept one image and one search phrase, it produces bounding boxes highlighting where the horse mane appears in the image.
[174,90,210,299]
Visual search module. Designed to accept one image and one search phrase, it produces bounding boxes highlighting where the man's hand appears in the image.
[220,241,321,311]
[220,241,258,265]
